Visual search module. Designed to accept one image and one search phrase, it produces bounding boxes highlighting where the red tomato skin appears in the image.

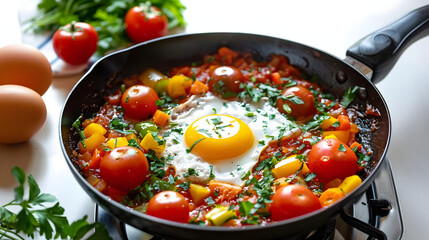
[121,85,159,121]
[147,191,190,223]
[125,6,168,43]
[307,138,358,182]
[270,185,321,221]
[276,86,317,121]
[100,146,149,192]
[208,66,243,95]
[52,22,98,65]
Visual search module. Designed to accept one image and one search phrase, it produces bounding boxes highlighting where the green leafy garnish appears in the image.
[109,117,135,135]
[0,167,111,239]
[341,86,359,107]
[72,115,86,140]
[338,144,347,152]
[186,138,205,154]
[26,0,186,56]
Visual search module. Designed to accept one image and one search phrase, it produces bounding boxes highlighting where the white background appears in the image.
[1,0,429,239]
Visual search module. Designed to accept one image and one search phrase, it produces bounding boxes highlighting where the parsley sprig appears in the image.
[0,167,111,240]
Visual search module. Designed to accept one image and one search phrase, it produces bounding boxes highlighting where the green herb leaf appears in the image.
[1,167,111,239]
[338,144,347,152]
[341,86,359,107]
[186,138,205,153]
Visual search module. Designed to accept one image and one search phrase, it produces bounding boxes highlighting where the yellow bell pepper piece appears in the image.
[271,155,310,179]
[140,132,165,153]
[320,116,338,130]
[189,183,211,204]
[338,175,362,194]
[83,123,107,138]
[324,134,337,139]
[83,132,105,151]
[322,130,350,143]
[205,205,237,226]
[166,75,193,99]
[125,133,138,142]
[106,137,129,149]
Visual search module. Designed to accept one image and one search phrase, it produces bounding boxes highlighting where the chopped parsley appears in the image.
[186,138,205,153]
[183,168,199,178]
[341,86,359,107]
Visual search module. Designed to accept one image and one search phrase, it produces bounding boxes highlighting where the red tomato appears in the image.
[307,138,358,182]
[121,85,159,120]
[52,22,98,65]
[125,5,168,43]
[147,191,189,223]
[100,146,149,192]
[270,185,321,221]
[276,86,317,121]
[208,66,243,97]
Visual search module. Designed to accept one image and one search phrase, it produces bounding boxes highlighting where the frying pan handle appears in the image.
[346,5,429,83]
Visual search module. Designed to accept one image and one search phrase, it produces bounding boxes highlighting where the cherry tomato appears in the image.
[121,85,159,121]
[270,185,321,221]
[52,22,98,65]
[125,4,168,43]
[100,146,149,192]
[208,66,243,97]
[276,86,317,121]
[146,191,189,223]
[307,138,358,182]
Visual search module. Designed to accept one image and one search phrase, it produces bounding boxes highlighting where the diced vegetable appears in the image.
[338,175,362,194]
[125,133,138,141]
[271,155,310,179]
[140,132,165,153]
[350,142,361,151]
[325,178,343,188]
[271,72,282,85]
[106,137,129,149]
[273,177,289,190]
[189,183,211,204]
[319,188,345,207]
[336,115,351,130]
[153,110,169,127]
[217,46,238,58]
[208,180,242,202]
[90,148,102,169]
[322,130,350,143]
[320,116,337,130]
[83,123,107,138]
[350,123,360,134]
[82,132,105,151]
[134,121,158,138]
[154,79,169,94]
[205,205,237,226]
[189,80,209,94]
[167,75,193,98]
[139,68,168,89]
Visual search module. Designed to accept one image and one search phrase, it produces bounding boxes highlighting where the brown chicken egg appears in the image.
[0,44,52,96]
[0,85,47,144]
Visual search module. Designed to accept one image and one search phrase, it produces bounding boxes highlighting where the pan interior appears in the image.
[60,32,390,240]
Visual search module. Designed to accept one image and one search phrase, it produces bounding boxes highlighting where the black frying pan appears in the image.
[59,5,429,240]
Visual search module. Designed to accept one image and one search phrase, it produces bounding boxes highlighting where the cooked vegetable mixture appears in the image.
[72,47,375,226]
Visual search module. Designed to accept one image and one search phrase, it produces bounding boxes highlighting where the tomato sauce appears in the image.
[72,47,375,226]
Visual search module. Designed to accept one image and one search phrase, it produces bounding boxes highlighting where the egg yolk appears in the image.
[184,114,255,162]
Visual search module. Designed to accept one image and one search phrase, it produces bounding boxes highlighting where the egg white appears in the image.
[160,93,300,186]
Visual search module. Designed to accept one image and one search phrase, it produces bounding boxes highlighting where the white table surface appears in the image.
[1,0,429,239]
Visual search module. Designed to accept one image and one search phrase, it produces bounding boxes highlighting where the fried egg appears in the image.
[161,93,299,186]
